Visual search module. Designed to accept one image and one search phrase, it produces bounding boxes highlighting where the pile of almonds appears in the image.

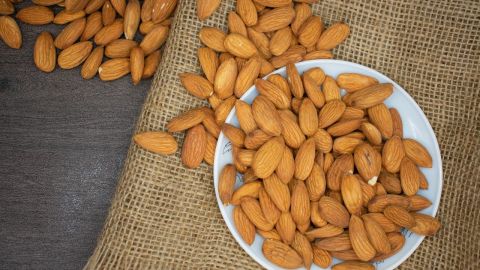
[130,1,442,269]
[0,0,176,84]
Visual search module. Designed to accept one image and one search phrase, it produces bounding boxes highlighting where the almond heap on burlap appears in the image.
[134,1,442,269]
[0,0,177,85]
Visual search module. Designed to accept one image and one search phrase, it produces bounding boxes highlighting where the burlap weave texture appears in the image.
[86,0,480,269]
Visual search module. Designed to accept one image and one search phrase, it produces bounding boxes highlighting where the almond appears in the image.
[228,11,248,37]
[214,58,237,99]
[124,0,140,40]
[382,135,405,173]
[252,136,285,177]
[224,33,258,58]
[247,27,271,59]
[94,19,124,46]
[363,213,401,233]
[130,46,144,85]
[326,154,354,191]
[367,194,411,213]
[254,0,292,7]
[298,98,318,136]
[384,205,416,228]
[81,12,103,41]
[306,163,326,201]
[303,50,334,60]
[233,145,248,173]
[235,100,258,134]
[333,136,363,154]
[310,201,327,227]
[231,181,261,205]
[203,111,221,139]
[349,215,376,261]
[403,139,432,168]
[291,3,312,34]
[258,229,282,241]
[278,109,305,149]
[269,27,292,56]
[354,143,382,185]
[337,73,378,93]
[306,224,343,241]
[0,16,21,49]
[223,124,245,147]
[270,46,305,68]
[151,0,177,23]
[98,58,130,81]
[16,5,54,25]
[409,213,441,236]
[318,100,346,128]
[311,246,331,268]
[322,75,342,102]
[262,239,303,269]
[65,0,89,12]
[235,57,261,97]
[286,62,304,98]
[255,6,295,32]
[331,249,361,261]
[327,119,362,137]
[362,215,391,255]
[263,172,290,212]
[311,129,332,153]
[378,171,402,194]
[197,0,221,20]
[102,1,116,25]
[291,98,302,114]
[236,0,257,26]
[303,73,325,108]
[32,0,63,6]
[167,107,206,132]
[298,16,323,48]
[341,174,363,215]
[140,25,169,55]
[140,0,154,21]
[54,10,85,24]
[198,47,219,84]
[345,83,393,109]
[179,72,213,99]
[241,197,274,231]
[358,178,376,206]
[233,206,256,245]
[252,95,282,136]
[368,103,393,139]
[323,152,334,172]
[133,131,177,155]
[105,39,137,58]
[214,96,236,125]
[257,186,281,225]
[314,233,352,251]
[55,17,86,49]
[360,122,382,145]
[275,212,296,244]
[291,180,310,225]
[0,0,14,15]
[58,41,93,69]
[316,22,350,50]
[318,196,350,228]
[291,232,313,270]
[244,129,271,149]
[408,194,432,211]
[293,138,315,180]
[34,31,56,72]
[390,108,403,137]
[332,261,374,270]
[140,21,161,35]
[199,27,226,52]
[275,147,295,184]
[81,45,103,79]
[399,157,421,196]
[84,0,105,14]
[372,232,405,261]
[181,124,207,169]
[339,107,364,121]
[203,133,216,165]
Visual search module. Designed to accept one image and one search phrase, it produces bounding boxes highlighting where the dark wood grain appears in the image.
[0,8,148,270]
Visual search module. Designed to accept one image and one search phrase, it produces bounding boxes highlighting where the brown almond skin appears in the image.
[130,47,144,85]
[306,224,343,241]
[241,197,274,231]
[354,143,382,184]
[151,0,177,23]
[98,58,130,81]
[286,62,304,99]
[140,25,169,55]
[349,215,377,261]
[54,18,86,49]
[400,157,421,196]
[58,41,93,69]
[368,103,393,139]
[316,22,350,50]
[290,180,310,225]
[278,109,306,149]
[214,58,237,99]
[179,72,213,99]
[294,138,316,180]
[362,215,392,255]
[181,124,206,169]
[231,180,262,205]
[403,138,433,168]
[291,232,313,270]
[382,135,405,173]
[262,239,303,269]
[203,133,216,165]
[409,213,441,236]
[16,5,54,25]
[224,33,258,59]
[275,212,296,245]
[94,19,124,46]
[408,194,432,211]
[167,107,206,133]
[372,232,405,261]
[384,205,416,228]
[123,0,140,40]
[219,164,237,205]
[318,196,350,228]
[345,83,393,109]
[252,95,282,136]
[318,100,346,128]
[332,261,374,270]
[306,163,326,201]
[34,31,56,72]
[254,6,295,32]
[314,233,352,251]
[235,100,258,134]
[235,58,261,98]
[81,12,103,41]
[276,147,295,184]
[198,47,219,83]
[326,154,354,191]
[263,172,290,212]
[258,187,281,225]
[255,79,290,109]
[222,123,245,147]
[81,46,103,79]
[133,131,177,155]
[252,137,285,178]
[337,73,378,93]
[367,194,411,213]
[341,174,363,215]
[233,206,256,245]
[390,107,403,138]
[214,96,236,125]
[363,213,401,233]
[0,16,22,49]
[199,27,227,52]
[298,98,318,136]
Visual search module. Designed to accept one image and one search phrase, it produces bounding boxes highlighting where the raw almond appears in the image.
[236,0,257,27]
[254,6,295,32]
[303,50,334,60]
[314,233,352,251]
[390,108,403,137]
[241,197,274,231]
[322,75,342,101]
[179,72,213,99]
[0,0,14,15]
[403,139,432,168]
[94,19,124,45]
[337,73,378,93]
[303,73,325,108]
[215,97,237,125]
[199,27,226,52]
[181,124,207,169]
[65,0,89,12]
[349,215,376,261]
[291,3,312,34]
[151,0,177,23]
[316,22,350,50]
[333,136,362,154]
[362,215,391,254]
[228,11,248,37]
[360,122,382,145]
[16,5,54,25]
[130,46,144,85]
[286,62,304,98]
[399,157,421,196]
[275,147,295,184]
[84,0,105,14]
[235,100,258,134]
[378,171,402,194]
[358,178,376,206]
[326,154,354,191]
[98,58,130,80]
[367,194,411,213]
[258,229,282,241]
[408,194,432,211]
[372,232,405,261]
[197,0,221,20]
[233,206,256,245]
[54,10,86,24]
[327,119,362,137]
[247,27,271,59]
[270,45,305,68]
[332,261,374,270]
[324,153,334,172]
[291,180,310,225]
[318,196,350,228]
[382,135,405,173]
[32,0,63,6]
[124,0,140,40]
[254,0,292,7]
[198,47,219,84]
[310,201,327,227]
[354,143,382,185]
[140,25,169,55]
[278,109,305,149]
[298,16,323,47]
[311,128,332,153]
[298,98,318,136]
[312,246,332,268]
[294,138,316,180]
[223,124,246,147]
[214,58,237,99]
[306,163,326,201]
[81,12,103,41]
[133,131,177,155]
[224,33,258,58]
[258,186,281,224]
[0,16,21,49]
[231,181,261,205]
[318,100,346,128]
[34,31,56,72]
[252,95,282,136]
[203,133,216,165]
[409,213,441,236]
[363,213,401,233]
[263,172,290,212]
[275,212,296,244]
[252,136,285,178]
[167,107,206,132]
[341,174,363,215]
[58,41,93,69]
[142,50,161,79]
[235,57,261,97]
[306,224,343,241]
[102,0,116,26]
[339,107,365,121]
[262,239,303,269]
[81,45,104,79]
[55,18,86,49]
[105,39,137,58]
[383,205,416,228]
[244,129,271,149]
[233,145,248,173]
[291,232,313,269]
[344,83,393,109]
[368,103,393,139]
[270,27,292,56]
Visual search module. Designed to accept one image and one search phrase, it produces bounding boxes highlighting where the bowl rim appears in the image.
[213,59,443,270]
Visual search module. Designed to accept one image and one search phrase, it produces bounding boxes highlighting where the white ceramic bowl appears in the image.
[213,59,442,270]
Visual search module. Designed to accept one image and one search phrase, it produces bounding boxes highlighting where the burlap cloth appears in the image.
[85,0,480,269]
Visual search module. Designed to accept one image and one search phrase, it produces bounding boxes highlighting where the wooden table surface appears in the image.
[0,18,148,269]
